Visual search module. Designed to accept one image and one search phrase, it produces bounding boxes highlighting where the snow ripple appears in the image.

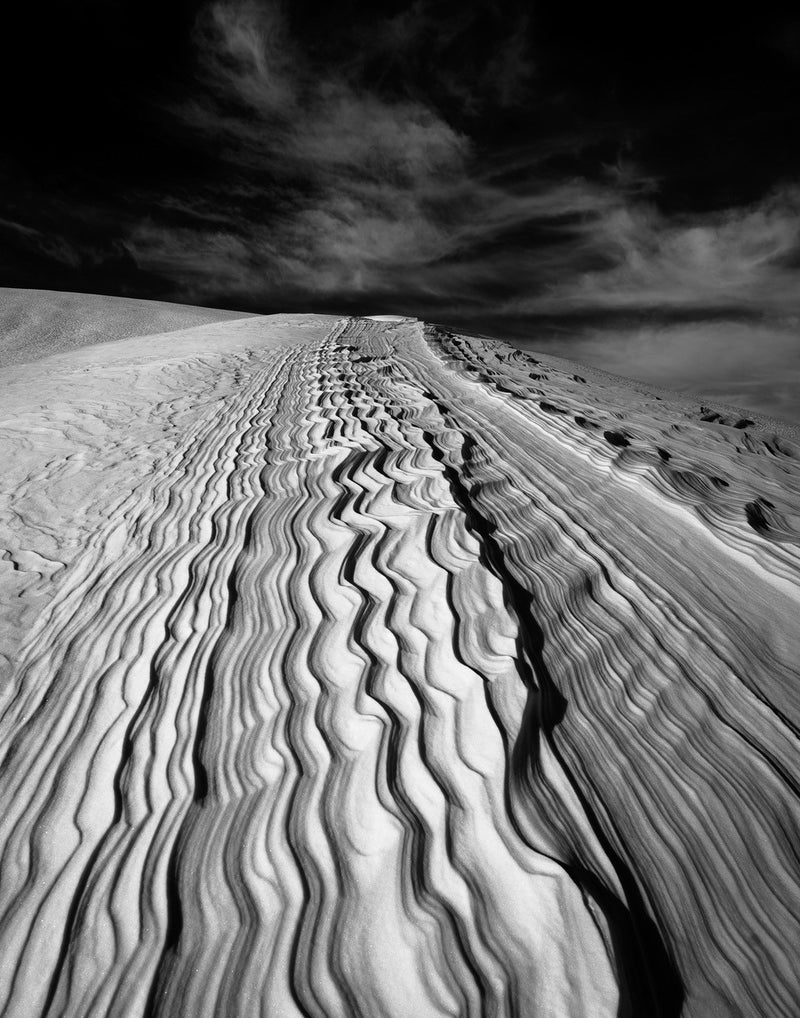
[0,314,798,1016]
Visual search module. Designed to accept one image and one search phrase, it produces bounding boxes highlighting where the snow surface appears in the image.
[1,294,799,1017]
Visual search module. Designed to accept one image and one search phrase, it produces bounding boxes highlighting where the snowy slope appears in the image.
[1,306,799,1017]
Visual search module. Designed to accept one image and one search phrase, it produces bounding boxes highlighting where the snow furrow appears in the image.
[0,311,798,1016]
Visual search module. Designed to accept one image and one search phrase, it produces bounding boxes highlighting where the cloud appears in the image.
[193,0,296,115]
[187,0,470,178]
[484,15,534,108]
[124,0,476,302]
[122,1,800,354]
[29,0,788,421]
[362,2,534,113]
[0,218,84,269]
[505,184,800,316]
[476,183,800,424]
[2,0,797,422]
[532,321,800,424]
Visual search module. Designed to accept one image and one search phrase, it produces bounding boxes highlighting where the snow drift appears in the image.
[1,298,799,1017]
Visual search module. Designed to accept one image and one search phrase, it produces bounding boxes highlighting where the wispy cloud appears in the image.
[477,183,800,423]
[358,1,534,113]
[7,0,796,419]
[0,218,84,269]
[510,184,800,315]
[120,1,626,311]
[125,0,473,302]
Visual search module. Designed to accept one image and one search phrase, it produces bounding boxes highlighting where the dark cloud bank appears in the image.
[2,0,800,421]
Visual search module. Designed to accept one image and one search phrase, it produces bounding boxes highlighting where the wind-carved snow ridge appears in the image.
[0,310,799,1017]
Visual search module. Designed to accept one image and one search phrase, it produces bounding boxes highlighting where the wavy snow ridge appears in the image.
[0,313,799,1017]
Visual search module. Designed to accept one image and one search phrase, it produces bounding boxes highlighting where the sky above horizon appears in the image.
[2,1,800,419]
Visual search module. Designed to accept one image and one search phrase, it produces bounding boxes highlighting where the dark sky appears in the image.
[2,1,800,418]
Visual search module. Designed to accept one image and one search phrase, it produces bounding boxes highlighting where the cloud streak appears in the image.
[130,0,800,328]
[126,0,474,302]
[508,185,800,315]
[2,0,799,421]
